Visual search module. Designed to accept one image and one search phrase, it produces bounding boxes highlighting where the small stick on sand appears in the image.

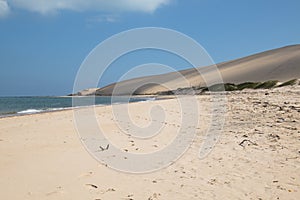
[239,139,257,147]
[98,144,110,151]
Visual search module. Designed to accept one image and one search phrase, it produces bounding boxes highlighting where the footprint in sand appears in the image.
[78,171,93,178]
[148,193,161,200]
[45,186,64,196]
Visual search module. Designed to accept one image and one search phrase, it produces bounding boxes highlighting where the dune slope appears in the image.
[94,45,300,95]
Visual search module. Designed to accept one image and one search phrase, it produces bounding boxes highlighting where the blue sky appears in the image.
[0,0,300,96]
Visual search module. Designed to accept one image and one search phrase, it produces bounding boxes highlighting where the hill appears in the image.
[78,45,300,96]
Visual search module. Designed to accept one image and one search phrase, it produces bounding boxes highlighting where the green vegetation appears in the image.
[254,80,278,89]
[208,83,237,91]
[224,83,238,91]
[157,90,175,95]
[156,79,298,95]
[236,82,261,90]
[208,83,225,91]
[207,79,296,92]
[277,79,297,87]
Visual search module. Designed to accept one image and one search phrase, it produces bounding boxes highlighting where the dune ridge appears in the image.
[89,45,300,95]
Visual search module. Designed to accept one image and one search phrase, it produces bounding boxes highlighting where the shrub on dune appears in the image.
[255,80,278,89]
[236,82,261,90]
[277,79,297,87]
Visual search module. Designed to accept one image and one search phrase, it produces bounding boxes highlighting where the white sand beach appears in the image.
[0,85,299,200]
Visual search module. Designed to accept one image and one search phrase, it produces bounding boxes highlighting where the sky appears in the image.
[0,0,300,96]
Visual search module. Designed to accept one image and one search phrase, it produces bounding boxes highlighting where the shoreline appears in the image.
[0,96,159,119]
[3,78,297,119]
[1,83,299,119]
[0,85,299,199]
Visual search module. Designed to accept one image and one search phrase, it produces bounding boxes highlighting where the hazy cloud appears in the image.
[6,0,171,15]
[0,0,10,18]
[87,14,120,23]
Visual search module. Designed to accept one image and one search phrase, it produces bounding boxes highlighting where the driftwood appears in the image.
[85,184,98,189]
[98,144,110,152]
[239,139,257,147]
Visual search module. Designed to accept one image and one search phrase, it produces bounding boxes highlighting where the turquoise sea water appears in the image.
[0,96,154,117]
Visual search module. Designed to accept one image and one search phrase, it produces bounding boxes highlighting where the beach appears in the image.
[0,85,299,200]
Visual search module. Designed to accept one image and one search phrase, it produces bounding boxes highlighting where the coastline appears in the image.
[2,2,300,199]
[0,85,299,199]
[0,96,158,119]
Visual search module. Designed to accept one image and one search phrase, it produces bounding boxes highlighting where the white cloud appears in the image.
[0,0,10,18]
[7,0,171,14]
[87,14,119,23]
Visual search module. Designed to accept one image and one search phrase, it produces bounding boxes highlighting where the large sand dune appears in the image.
[94,45,300,95]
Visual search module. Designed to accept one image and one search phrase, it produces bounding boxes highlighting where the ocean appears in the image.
[0,96,154,117]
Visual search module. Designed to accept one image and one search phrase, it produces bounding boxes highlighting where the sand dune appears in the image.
[94,45,300,95]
